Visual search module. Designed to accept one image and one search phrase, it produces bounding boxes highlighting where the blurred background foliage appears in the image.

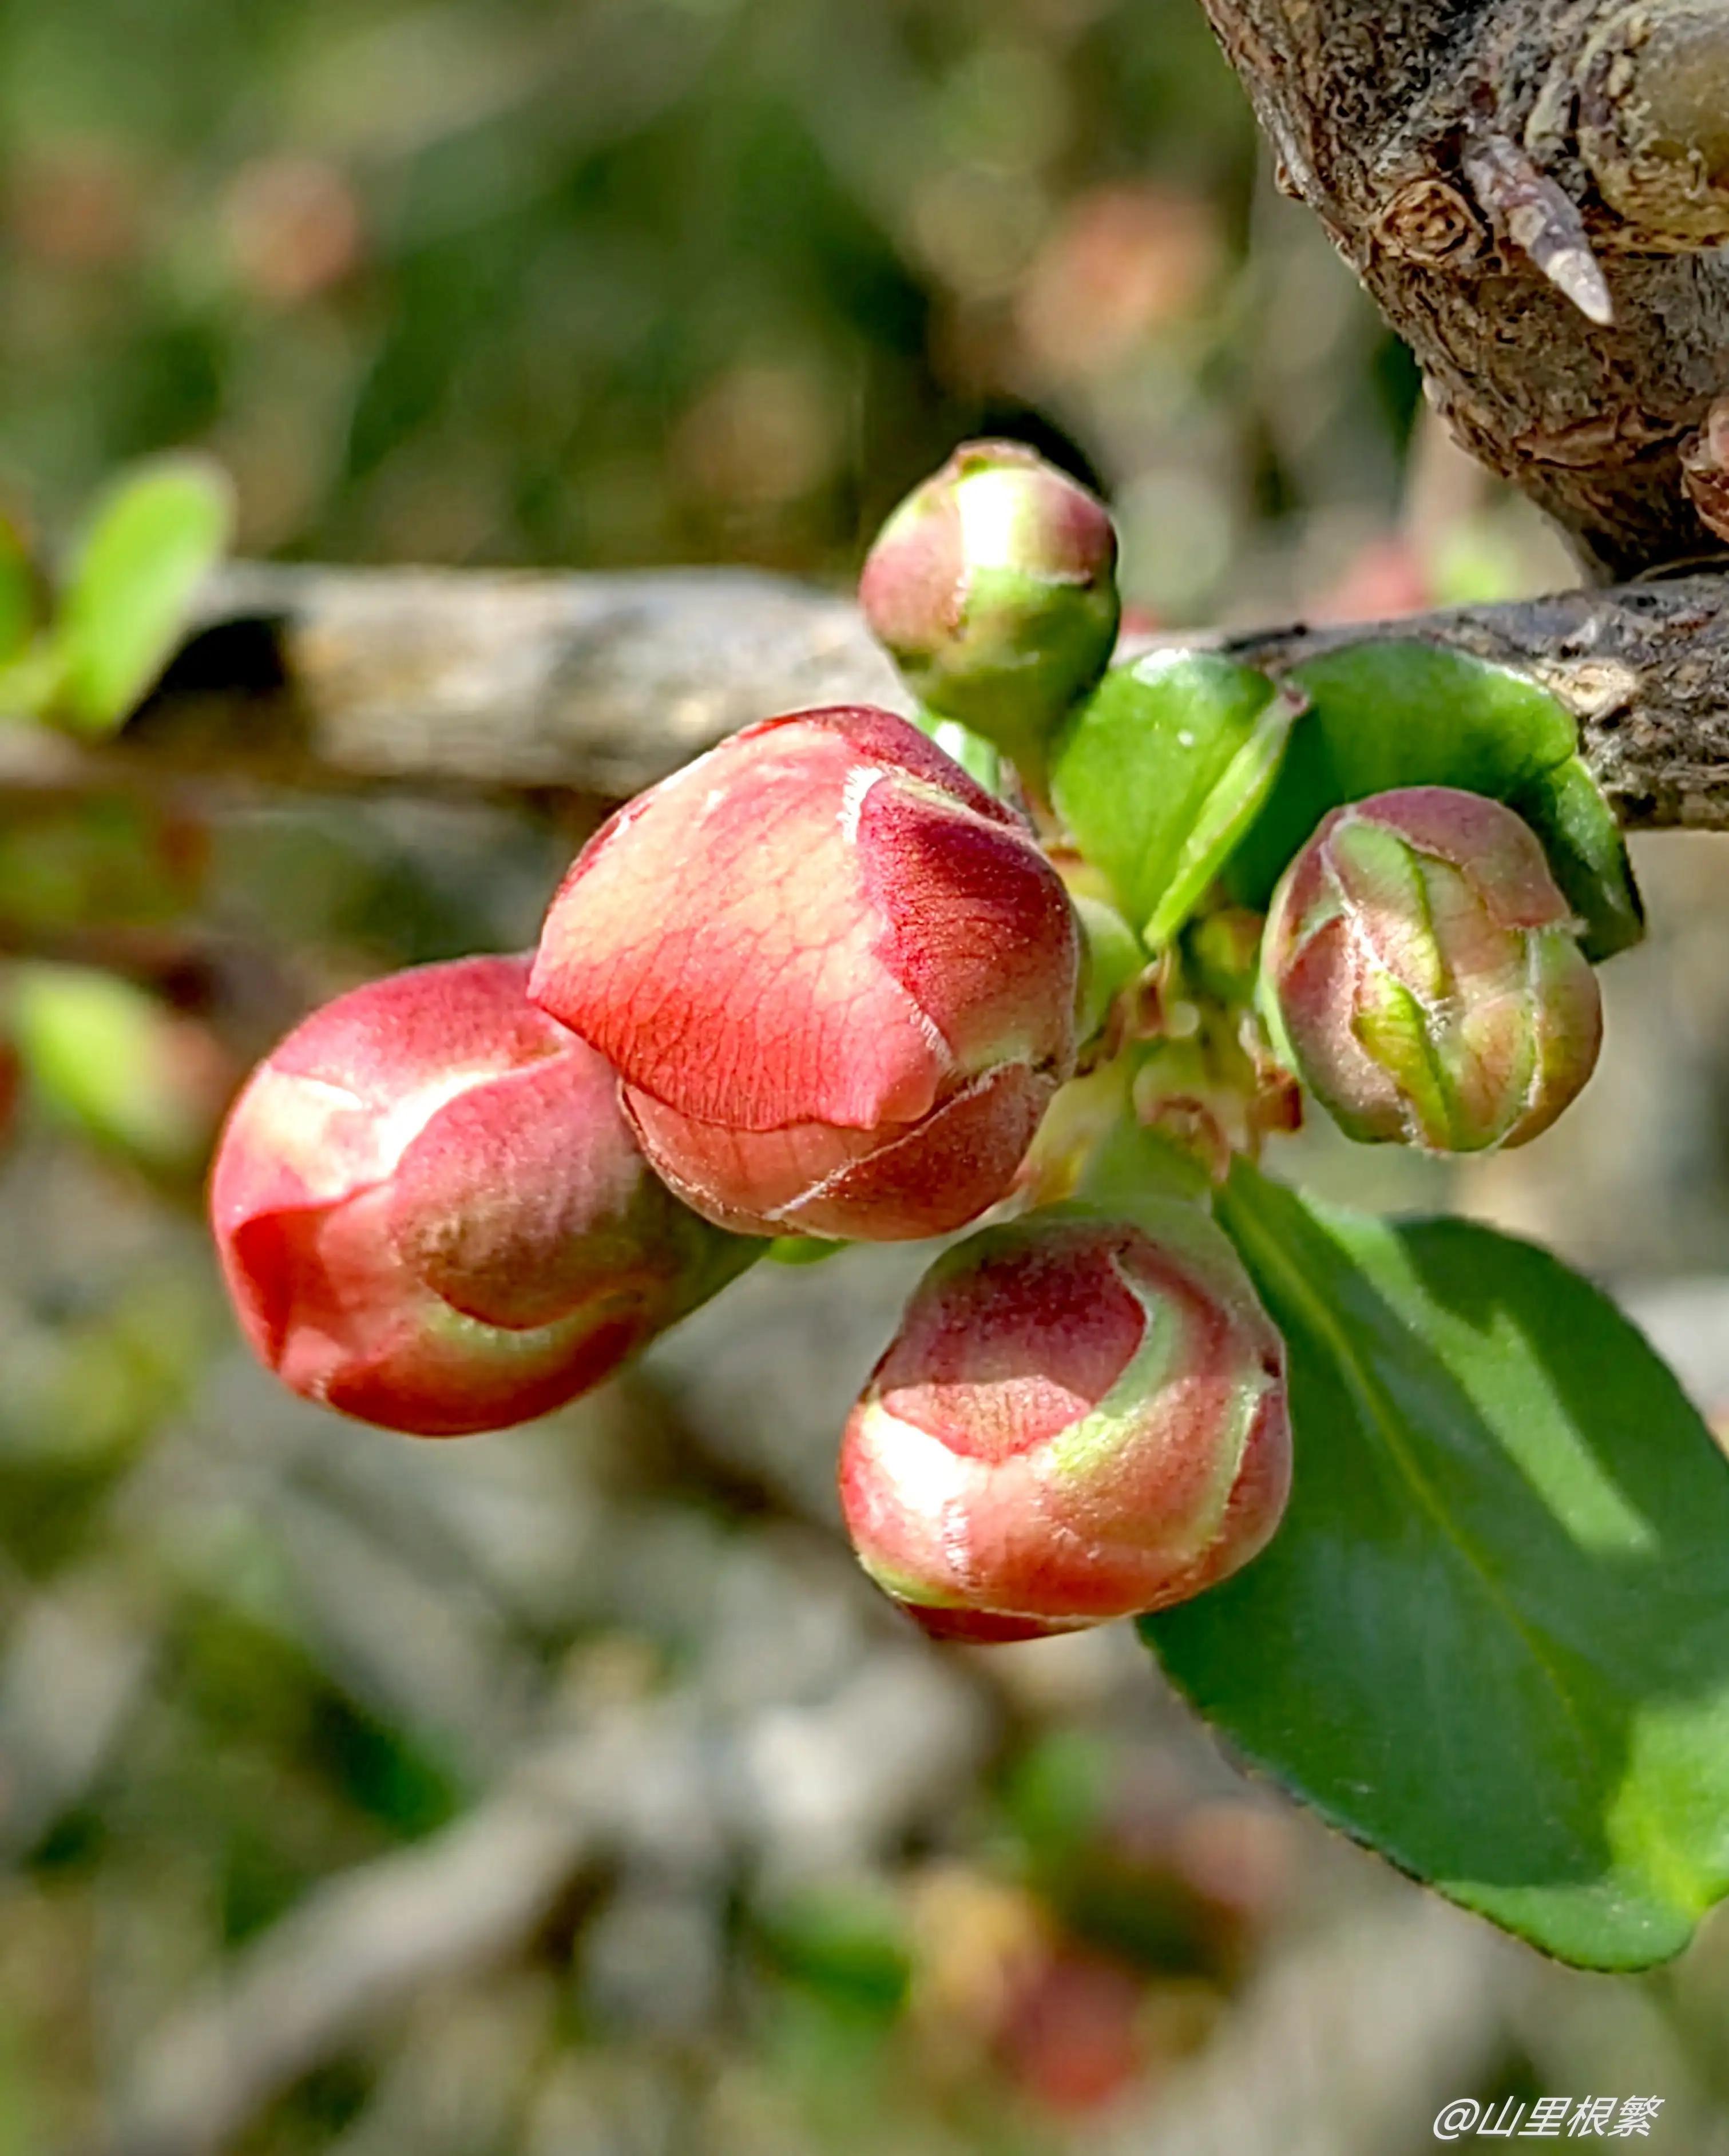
[2,0,1532,619]
[5,1,1729,2152]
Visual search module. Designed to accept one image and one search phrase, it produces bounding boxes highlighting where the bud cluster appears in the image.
[204,442,1624,1647]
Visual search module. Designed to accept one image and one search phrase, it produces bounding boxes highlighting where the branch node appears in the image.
[1462,137,1615,328]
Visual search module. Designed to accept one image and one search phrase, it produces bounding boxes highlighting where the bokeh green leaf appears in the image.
[10,963,217,1173]
[0,510,38,670]
[52,456,233,737]
[1145,1162,1729,1970]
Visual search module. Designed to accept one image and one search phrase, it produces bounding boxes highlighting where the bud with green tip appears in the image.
[1262,787,1602,1154]
[860,441,1120,779]
[839,1200,1290,1642]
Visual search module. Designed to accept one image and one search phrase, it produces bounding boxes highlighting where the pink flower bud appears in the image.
[860,442,1120,773]
[839,1204,1290,1639]
[210,954,752,1436]
[530,706,1078,1241]
[1262,786,1603,1153]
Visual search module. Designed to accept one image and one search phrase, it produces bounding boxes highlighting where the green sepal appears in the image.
[1071,892,1145,1049]
[766,1235,850,1267]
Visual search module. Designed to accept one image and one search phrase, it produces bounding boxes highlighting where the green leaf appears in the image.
[51,455,234,736]
[755,1885,912,2019]
[1508,755,1644,962]
[0,508,39,667]
[1223,641,1579,908]
[10,964,210,1171]
[1052,652,1296,946]
[0,645,67,726]
[1144,1160,1729,1970]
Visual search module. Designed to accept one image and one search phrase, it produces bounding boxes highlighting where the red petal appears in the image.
[386,1043,655,1329]
[625,1061,1053,1241]
[533,725,950,1129]
[874,1225,1145,1460]
[210,954,572,1236]
[226,1185,648,1438]
[269,953,565,1104]
[859,775,1078,1073]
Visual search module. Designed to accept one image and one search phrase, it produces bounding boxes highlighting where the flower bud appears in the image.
[839,1203,1290,1640]
[210,954,752,1436]
[1262,787,1602,1153]
[859,442,1120,773]
[530,705,1078,1241]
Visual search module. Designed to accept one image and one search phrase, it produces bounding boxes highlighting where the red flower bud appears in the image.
[860,442,1120,773]
[839,1204,1289,1639]
[1262,787,1603,1153]
[210,954,752,1436]
[530,706,1078,1241]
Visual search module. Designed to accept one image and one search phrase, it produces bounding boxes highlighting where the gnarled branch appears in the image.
[1197,0,1729,582]
[6,563,1727,829]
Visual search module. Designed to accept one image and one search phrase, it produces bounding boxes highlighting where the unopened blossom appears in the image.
[211,954,752,1435]
[840,1202,1290,1640]
[860,440,1120,774]
[1261,786,1602,1153]
[530,705,1078,1240]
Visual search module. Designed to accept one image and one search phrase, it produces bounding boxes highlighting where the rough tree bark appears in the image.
[1196,0,1729,581]
[8,563,1724,831]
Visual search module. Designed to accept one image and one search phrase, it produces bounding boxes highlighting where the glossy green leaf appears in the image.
[52,456,234,736]
[1223,641,1579,908]
[1509,754,1644,962]
[1052,651,1296,946]
[1145,1161,1729,1970]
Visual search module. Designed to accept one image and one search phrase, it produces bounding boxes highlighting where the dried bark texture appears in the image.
[7,563,1729,829]
[1199,0,1729,580]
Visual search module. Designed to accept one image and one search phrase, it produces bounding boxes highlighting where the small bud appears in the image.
[839,1203,1290,1640]
[211,954,752,1436]
[531,706,1078,1241]
[860,442,1120,776]
[1262,787,1601,1153]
